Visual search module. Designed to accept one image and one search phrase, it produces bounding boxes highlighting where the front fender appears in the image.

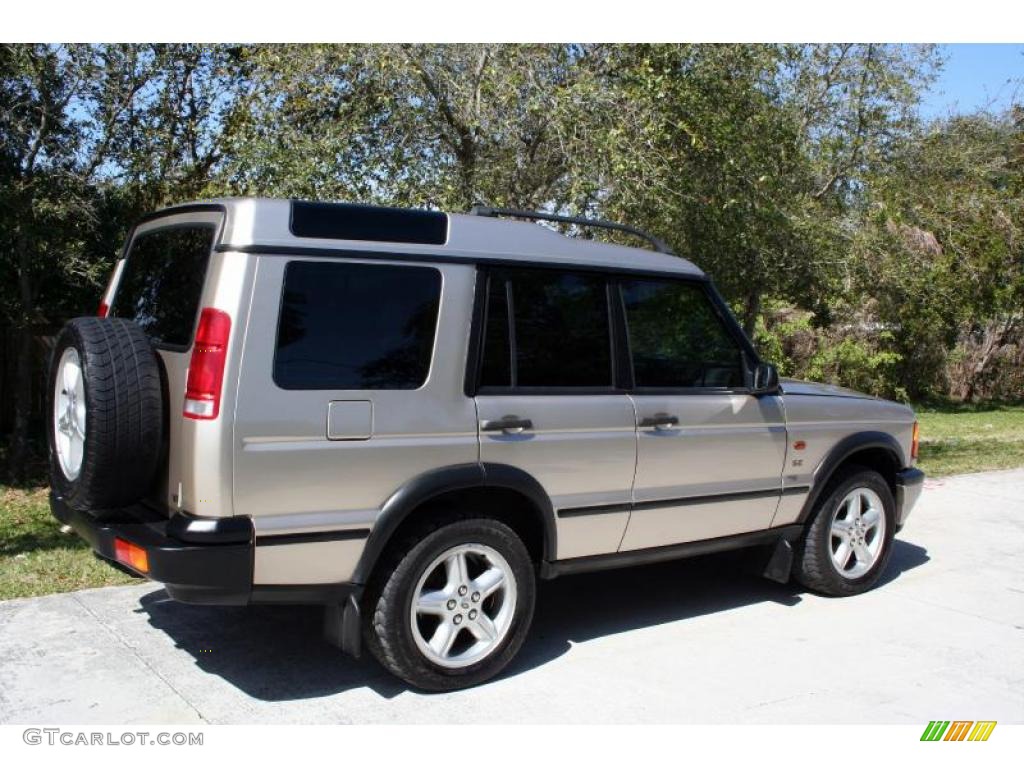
[797,431,906,524]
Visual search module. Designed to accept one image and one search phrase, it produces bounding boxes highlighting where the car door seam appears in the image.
[616,393,640,552]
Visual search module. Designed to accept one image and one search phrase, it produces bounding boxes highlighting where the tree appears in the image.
[592,45,823,333]
[778,44,939,203]
[854,108,1024,400]
[1,45,109,477]
[218,44,608,211]
[591,44,939,336]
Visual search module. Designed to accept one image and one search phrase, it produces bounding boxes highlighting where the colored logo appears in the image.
[920,721,997,741]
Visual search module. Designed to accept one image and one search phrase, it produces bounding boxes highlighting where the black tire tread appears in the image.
[364,513,463,682]
[364,514,535,692]
[48,317,164,511]
[795,464,895,597]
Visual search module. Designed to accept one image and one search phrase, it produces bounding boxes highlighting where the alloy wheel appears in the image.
[829,487,886,578]
[409,543,518,669]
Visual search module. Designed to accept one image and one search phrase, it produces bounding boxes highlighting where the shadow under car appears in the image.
[137,539,930,700]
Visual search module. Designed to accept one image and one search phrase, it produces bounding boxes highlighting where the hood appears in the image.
[780,378,878,400]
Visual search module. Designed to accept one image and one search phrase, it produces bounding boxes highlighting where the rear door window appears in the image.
[111,224,216,348]
[480,268,613,389]
[274,261,442,390]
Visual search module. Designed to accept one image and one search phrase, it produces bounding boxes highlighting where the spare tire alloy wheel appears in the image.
[410,544,517,668]
[47,317,164,513]
[53,347,87,481]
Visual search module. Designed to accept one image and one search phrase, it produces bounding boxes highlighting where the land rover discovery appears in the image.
[48,199,924,690]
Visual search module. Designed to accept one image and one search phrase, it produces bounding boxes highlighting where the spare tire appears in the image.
[47,317,164,512]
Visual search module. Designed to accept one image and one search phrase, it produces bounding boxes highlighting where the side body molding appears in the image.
[797,430,906,524]
[349,462,557,585]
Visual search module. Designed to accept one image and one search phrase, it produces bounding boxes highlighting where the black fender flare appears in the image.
[797,430,906,524]
[481,463,558,562]
[350,462,556,585]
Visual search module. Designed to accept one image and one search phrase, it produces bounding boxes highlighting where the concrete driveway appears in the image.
[1,469,1022,724]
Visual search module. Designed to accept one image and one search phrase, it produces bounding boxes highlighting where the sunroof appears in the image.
[289,201,448,246]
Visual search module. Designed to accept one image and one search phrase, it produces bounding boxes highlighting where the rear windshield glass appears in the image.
[111,224,216,347]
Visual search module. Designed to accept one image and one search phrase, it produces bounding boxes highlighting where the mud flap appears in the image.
[324,592,363,658]
[762,538,794,584]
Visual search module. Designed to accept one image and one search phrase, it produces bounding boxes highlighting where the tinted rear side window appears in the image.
[111,224,216,347]
[480,268,612,389]
[479,274,512,387]
[274,261,442,390]
[621,279,745,388]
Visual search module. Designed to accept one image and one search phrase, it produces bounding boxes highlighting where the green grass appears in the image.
[0,485,134,600]
[915,403,1024,477]
[2,404,1022,601]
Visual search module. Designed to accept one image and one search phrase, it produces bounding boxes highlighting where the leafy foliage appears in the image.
[851,109,1024,399]
[755,301,906,400]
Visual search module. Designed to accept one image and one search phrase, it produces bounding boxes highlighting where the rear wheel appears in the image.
[365,518,536,691]
[795,466,896,596]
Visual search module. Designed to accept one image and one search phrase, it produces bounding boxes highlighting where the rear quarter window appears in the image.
[274,261,442,390]
[110,223,216,348]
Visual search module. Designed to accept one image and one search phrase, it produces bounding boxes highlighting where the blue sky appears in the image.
[920,44,1023,118]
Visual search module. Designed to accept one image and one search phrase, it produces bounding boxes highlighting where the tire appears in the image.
[47,317,164,513]
[365,517,536,692]
[795,465,896,596]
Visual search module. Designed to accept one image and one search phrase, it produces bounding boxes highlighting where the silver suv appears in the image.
[48,199,924,690]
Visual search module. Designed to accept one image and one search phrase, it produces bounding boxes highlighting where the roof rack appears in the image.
[468,205,674,255]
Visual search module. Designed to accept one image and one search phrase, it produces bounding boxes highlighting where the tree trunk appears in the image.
[8,232,37,482]
[742,288,761,340]
[962,316,1019,402]
[9,327,35,481]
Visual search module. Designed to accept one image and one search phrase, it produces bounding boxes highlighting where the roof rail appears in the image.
[468,205,674,255]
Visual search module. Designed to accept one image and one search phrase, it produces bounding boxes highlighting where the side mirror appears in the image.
[752,362,780,395]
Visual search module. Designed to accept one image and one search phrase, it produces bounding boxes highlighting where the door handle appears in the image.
[639,413,679,430]
[481,416,534,434]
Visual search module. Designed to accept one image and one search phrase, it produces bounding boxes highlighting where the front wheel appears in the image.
[795,466,896,596]
[365,518,536,691]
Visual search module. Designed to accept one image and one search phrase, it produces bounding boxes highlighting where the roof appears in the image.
[140,197,704,278]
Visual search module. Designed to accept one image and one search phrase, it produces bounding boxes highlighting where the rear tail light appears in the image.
[911,421,920,460]
[114,538,149,573]
[184,308,231,420]
[97,300,109,318]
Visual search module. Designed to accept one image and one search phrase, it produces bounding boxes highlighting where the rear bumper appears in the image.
[50,492,254,605]
[895,467,925,528]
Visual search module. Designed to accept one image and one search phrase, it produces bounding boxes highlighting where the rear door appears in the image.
[619,277,788,550]
[107,211,224,513]
[473,267,637,560]
[233,256,478,585]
